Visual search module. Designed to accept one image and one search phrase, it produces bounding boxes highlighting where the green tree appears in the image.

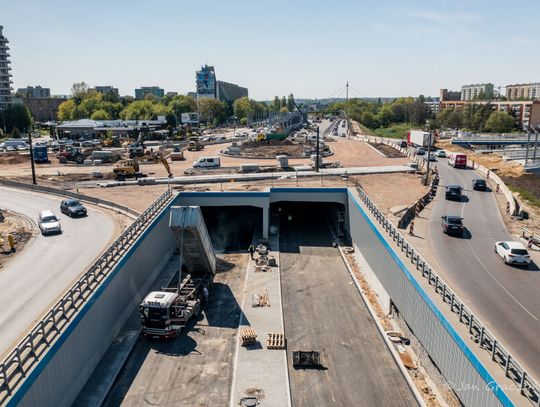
[197,98,227,124]
[120,100,168,120]
[272,96,280,112]
[2,105,32,134]
[377,104,395,127]
[168,95,197,120]
[287,94,295,112]
[71,81,90,104]
[360,111,379,129]
[280,96,287,109]
[57,99,76,121]
[102,90,119,103]
[90,109,111,120]
[233,96,252,120]
[485,111,515,133]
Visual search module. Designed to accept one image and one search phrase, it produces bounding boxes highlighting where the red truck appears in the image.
[448,153,467,168]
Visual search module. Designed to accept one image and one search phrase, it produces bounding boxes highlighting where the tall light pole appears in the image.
[315,126,320,172]
[1,110,6,134]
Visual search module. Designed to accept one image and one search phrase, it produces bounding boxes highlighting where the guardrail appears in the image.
[0,188,173,405]
[0,179,140,218]
[355,184,540,406]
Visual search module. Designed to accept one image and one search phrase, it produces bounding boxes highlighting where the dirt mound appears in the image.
[0,210,34,267]
[0,152,28,165]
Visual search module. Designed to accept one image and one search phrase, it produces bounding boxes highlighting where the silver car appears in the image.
[38,210,62,235]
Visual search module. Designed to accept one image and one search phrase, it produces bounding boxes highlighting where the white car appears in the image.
[436,150,447,158]
[38,210,62,235]
[495,241,530,265]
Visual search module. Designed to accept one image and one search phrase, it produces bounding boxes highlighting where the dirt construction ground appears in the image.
[0,210,35,269]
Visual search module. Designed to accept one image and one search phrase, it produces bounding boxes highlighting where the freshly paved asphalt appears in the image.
[279,202,417,406]
[426,156,540,378]
[0,187,115,356]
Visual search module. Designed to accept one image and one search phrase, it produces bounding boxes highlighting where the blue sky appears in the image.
[3,0,539,99]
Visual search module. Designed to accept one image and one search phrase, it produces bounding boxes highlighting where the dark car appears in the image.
[441,215,464,235]
[415,147,426,155]
[399,140,408,148]
[445,185,463,200]
[60,199,87,217]
[472,179,487,191]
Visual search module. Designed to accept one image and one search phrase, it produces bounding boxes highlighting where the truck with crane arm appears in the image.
[139,206,216,339]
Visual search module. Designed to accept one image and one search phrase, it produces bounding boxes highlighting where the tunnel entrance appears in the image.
[271,201,348,252]
[200,206,262,252]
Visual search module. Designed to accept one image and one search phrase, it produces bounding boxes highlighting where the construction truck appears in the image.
[57,147,86,164]
[187,136,204,151]
[113,158,144,181]
[139,206,216,339]
[170,144,185,161]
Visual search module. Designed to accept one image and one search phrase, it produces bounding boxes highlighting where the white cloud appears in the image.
[511,36,532,45]
[406,10,484,24]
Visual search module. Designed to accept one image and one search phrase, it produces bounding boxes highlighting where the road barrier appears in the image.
[0,188,173,405]
[0,179,140,218]
[355,185,540,406]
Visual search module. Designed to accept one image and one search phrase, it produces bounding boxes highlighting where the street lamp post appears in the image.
[1,110,6,134]
[315,126,320,172]
[27,128,37,185]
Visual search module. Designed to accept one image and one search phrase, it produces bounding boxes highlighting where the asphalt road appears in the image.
[103,254,247,407]
[279,202,417,406]
[427,156,540,378]
[0,187,115,356]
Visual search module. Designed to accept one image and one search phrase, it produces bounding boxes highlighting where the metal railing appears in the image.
[0,188,173,405]
[355,185,540,406]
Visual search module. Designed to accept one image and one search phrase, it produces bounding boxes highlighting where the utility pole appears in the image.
[525,127,532,166]
[1,110,5,134]
[315,126,320,172]
[346,81,349,102]
[27,128,37,185]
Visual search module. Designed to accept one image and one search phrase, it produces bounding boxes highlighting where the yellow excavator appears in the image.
[154,151,173,178]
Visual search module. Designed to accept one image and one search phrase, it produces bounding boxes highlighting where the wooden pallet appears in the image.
[267,333,286,349]
[240,327,257,345]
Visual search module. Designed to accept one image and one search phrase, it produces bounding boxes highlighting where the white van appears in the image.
[192,156,221,168]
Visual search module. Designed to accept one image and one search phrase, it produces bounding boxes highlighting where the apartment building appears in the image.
[506,83,540,101]
[0,26,12,110]
[461,83,494,101]
[135,86,164,99]
[17,86,50,98]
[94,86,119,96]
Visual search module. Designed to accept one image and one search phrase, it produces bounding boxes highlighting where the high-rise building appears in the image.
[506,83,540,101]
[440,88,461,102]
[135,86,164,99]
[94,86,119,96]
[216,80,248,103]
[0,26,13,110]
[196,65,216,100]
[460,83,494,101]
[17,86,50,98]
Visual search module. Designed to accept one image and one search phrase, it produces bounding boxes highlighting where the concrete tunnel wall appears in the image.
[12,204,176,407]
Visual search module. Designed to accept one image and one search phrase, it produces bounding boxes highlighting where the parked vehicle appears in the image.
[33,144,49,163]
[38,210,62,235]
[441,215,464,235]
[187,137,204,151]
[399,140,408,148]
[140,206,215,339]
[448,153,467,168]
[60,199,87,217]
[407,130,433,147]
[192,156,220,168]
[428,153,437,161]
[445,185,463,201]
[1,139,29,151]
[91,150,120,163]
[472,179,487,191]
[495,241,530,265]
[436,150,447,158]
[415,147,426,155]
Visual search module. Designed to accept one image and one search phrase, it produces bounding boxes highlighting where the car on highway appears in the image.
[436,150,447,158]
[60,199,87,217]
[495,241,531,265]
[428,153,437,161]
[38,210,62,235]
[445,185,463,201]
[415,147,426,155]
[472,179,487,191]
[441,215,464,235]
[399,140,408,148]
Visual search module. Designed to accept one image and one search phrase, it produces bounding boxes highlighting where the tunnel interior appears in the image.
[271,201,348,251]
[200,205,262,252]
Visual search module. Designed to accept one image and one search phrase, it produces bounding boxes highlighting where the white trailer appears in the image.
[407,130,433,147]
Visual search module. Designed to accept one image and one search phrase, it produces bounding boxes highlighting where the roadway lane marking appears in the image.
[465,240,538,321]
[458,182,538,321]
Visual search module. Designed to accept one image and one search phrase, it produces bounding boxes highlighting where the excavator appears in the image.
[113,152,172,181]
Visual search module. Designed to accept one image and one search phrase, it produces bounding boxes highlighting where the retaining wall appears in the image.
[9,198,175,407]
